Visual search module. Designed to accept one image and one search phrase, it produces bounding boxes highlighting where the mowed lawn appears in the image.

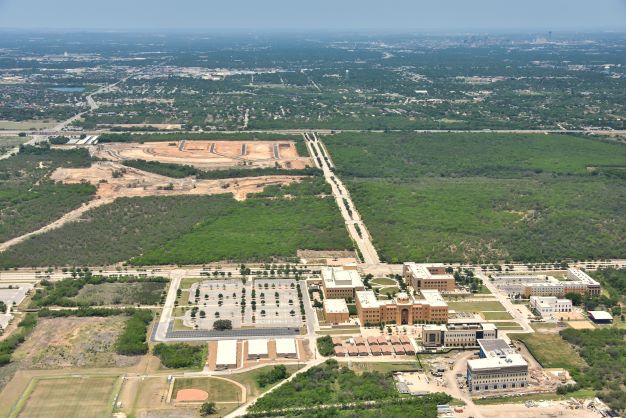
[447,301,507,312]
[16,376,119,418]
[173,377,241,402]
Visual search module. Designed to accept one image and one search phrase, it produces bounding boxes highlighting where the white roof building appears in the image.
[247,339,269,358]
[216,340,238,368]
[275,338,297,357]
[321,267,364,290]
[323,298,349,314]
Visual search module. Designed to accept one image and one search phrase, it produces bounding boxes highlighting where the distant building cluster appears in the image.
[492,268,600,298]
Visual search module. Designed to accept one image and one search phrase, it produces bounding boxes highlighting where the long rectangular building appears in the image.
[356,290,448,326]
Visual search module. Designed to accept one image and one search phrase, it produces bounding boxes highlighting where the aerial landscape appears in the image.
[0,1,625,417]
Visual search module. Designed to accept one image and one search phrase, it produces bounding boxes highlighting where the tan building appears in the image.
[323,299,350,324]
[422,321,498,348]
[321,267,365,299]
[403,263,455,292]
[356,290,448,326]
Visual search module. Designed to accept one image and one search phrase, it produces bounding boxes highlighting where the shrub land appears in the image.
[115,310,154,355]
[0,178,349,267]
[561,328,626,412]
[0,145,94,242]
[325,132,626,263]
[153,343,206,369]
[249,359,398,411]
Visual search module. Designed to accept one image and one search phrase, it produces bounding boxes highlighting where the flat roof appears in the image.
[248,339,268,356]
[588,310,613,320]
[323,298,349,314]
[356,290,379,308]
[275,338,297,354]
[216,340,238,365]
[322,267,364,289]
[478,338,513,356]
[417,289,448,307]
[468,353,527,371]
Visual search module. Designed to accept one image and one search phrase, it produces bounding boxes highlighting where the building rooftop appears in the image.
[275,338,297,354]
[322,267,364,289]
[216,340,238,366]
[468,353,527,371]
[478,338,514,357]
[567,268,599,286]
[323,298,349,314]
[356,290,379,308]
[417,289,448,307]
[588,310,613,321]
[248,339,268,356]
[404,262,453,281]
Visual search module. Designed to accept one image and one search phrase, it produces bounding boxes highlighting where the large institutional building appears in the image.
[467,339,528,392]
[356,290,448,325]
[492,268,600,298]
[321,266,365,299]
[402,263,455,292]
[422,320,498,348]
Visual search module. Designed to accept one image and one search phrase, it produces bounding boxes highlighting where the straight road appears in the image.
[304,132,381,264]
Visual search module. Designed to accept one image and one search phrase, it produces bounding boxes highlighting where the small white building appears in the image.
[247,339,269,359]
[529,296,572,318]
[275,338,297,358]
[216,340,238,370]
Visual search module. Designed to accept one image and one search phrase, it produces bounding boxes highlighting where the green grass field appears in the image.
[173,377,241,402]
[447,301,507,312]
[347,361,421,374]
[13,376,119,418]
[511,333,587,370]
[370,278,397,286]
[482,311,514,320]
[474,389,596,405]
[324,132,626,263]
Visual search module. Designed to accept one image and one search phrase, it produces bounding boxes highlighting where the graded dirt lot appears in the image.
[13,317,138,369]
[51,161,303,201]
[477,402,601,418]
[567,320,596,330]
[90,140,310,170]
[14,375,119,418]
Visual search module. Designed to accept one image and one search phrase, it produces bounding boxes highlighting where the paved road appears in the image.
[304,132,381,264]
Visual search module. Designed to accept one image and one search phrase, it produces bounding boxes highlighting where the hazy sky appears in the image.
[1,0,625,32]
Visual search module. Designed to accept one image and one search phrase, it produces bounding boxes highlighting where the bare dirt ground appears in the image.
[567,321,596,329]
[51,161,302,201]
[478,402,601,418]
[89,140,310,170]
[13,317,138,369]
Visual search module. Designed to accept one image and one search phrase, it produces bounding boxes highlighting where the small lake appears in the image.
[49,87,85,93]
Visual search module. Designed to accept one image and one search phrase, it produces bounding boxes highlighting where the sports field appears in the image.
[173,377,241,402]
[13,376,119,418]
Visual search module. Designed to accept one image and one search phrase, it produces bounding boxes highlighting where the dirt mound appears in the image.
[175,389,209,402]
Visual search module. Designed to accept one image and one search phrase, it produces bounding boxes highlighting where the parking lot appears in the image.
[183,278,302,329]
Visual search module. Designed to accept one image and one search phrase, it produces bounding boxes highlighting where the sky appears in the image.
[0,0,625,32]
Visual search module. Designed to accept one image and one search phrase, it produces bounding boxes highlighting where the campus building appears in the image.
[492,268,601,298]
[529,296,572,318]
[422,321,498,348]
[323,298,350,324]
[355,290,448,326]
[321,266,365,299]
[467,339,528,392]
[402,263,455,292]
